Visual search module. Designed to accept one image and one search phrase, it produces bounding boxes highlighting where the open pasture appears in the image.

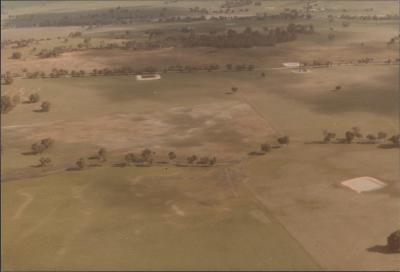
[1,63,398,269]
[1,0,399,270]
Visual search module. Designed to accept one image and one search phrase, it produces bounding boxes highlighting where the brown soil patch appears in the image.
[12,101,277,160]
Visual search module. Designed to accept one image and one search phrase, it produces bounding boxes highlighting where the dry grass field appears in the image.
[1,0,399,270]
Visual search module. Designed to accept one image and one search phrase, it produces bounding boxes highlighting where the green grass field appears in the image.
[2,165,320,270]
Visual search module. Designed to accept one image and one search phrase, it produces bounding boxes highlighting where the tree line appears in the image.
[317,127,400,149]
[178,24,314,48]
[1,92,51,114]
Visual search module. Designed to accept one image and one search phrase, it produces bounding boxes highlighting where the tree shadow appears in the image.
[21,151,37,155]
[333,138,350,144]
[248,151,266,156]
[112,162,128,168]
[155,161,169,164]
[88,163,102,167]
[367,245,399,254]
[66,166,81,171]
[304,141,329,144]
[378,144,399,149]
[135,164,152,167]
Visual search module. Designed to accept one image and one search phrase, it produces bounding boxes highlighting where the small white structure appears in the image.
[283,62,301,68]
[341,176,386,193]
[136,74,161,81]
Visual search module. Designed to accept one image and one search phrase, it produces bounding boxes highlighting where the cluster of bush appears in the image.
[21,62,257,81]
[186,155,217,165]
[70,147,217,170]
[37,47,64,58]
[4,6,188,28]
[188,6,208,14]
[387,35,400,45]
[11,52,22,59]
[124,149,217,167]
[212,8,249,14]
[30,138,54,155]
[1,38,34,49]
[339,14,400,21]
[249,136,290,155]
[302,60,333,67]
[27,92,51,112]
[124,148,156,165]
[321,128,400,148]
[357,57,374,64]
[300,57,399,68]
[165,64,222,72]
[220,0,253,8]
[1,72,14,85]
[68,31,83,38]
[156,15,206,23]
[1,92,50,114]
[1,94,20,114]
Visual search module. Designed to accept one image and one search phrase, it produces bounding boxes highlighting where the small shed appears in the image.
[283,62,301,68]
[136,74,161,81]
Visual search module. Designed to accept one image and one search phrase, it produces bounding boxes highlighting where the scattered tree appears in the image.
[197,156,210,165]
[31,142,46,154]
[187,155,198,164]
[98,148,107,162]
[141,148,154,162]
[29,93,40,103]
[12,95,21,105]
[277,136,290,145]
[41,138,54,149]
[377,132,387,140]
[76,158,86,170]
[387,230,400,253]
[351,127,363,138]
[40,101,51,112]
[11,52,22,59]
[323,131,336,143]
[168,151,177,161]
[3,73,13,85]
[39,157,52,167]
[1,95,16,114]
[209,156,217,165]
[125,153,138,164]
[388,134,400,147]
[366,134,377,141]
[260,142,271,152]
[345,130,355,143]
